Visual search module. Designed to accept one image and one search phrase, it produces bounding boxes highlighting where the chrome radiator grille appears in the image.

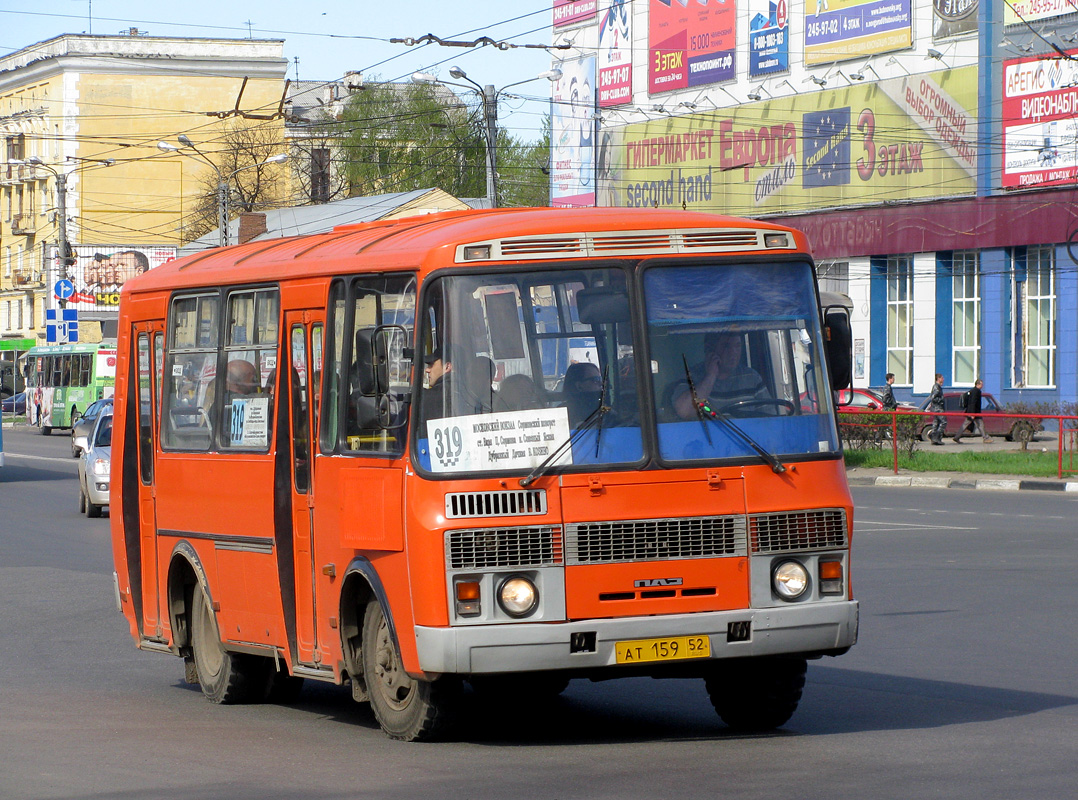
[565,516,747,565]
[444,489,547,519]
[446,526,563,570]
[749,509,848,553]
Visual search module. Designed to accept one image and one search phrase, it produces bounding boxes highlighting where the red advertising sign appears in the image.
[1001,52,1078,188]
[648,0,736,95]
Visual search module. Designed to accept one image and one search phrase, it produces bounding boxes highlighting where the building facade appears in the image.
[551,0,1078,408]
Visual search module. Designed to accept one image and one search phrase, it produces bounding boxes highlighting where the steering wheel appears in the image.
[716,398,796,417]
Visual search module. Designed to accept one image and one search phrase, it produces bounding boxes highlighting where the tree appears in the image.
[496,117,550,208]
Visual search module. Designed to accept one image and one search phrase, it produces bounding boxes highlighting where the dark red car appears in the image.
[918,392,1042,442]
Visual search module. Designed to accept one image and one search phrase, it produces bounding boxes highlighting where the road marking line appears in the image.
[5,452,78,464]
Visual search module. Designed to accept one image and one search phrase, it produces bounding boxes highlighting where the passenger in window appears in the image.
[460,355,496,414]
[226,359,260,396]
[562,362,605,427]
[671,332,766,420]
[494,373,543,412]
[421,348,452,419]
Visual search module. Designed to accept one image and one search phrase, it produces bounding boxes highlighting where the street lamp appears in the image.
[157,139,288,247]
[411,66,561,207]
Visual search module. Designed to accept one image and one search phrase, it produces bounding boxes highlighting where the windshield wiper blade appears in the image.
[520,389,611,488]
[681,355,786,474]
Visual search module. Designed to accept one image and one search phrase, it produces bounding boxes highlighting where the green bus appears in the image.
[23,342,117,434]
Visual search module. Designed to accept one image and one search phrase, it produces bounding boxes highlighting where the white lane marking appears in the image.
[4,452,78,465]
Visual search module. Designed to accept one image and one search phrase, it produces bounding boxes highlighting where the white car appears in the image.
[77,410,112,518]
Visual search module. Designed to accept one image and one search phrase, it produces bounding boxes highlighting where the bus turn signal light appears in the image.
[455,580,481,617]
[819,560,843,595]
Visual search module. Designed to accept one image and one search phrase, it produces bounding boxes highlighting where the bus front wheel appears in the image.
[361,599,458,741]
[190,587,270,704]
[704,656,807,732]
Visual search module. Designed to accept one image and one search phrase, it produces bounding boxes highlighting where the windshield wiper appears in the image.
[682,356,786,474]
[519,378,611,488]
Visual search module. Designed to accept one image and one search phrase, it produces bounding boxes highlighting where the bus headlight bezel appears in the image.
[772,560,810,601]
[497,575,539,618]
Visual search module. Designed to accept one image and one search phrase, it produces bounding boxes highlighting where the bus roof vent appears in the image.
[445,489,548,519]
[680,230,765,249]
[498,236,587,257]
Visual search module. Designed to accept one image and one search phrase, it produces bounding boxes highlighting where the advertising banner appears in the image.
[1002,51,1078,188]
[648,0,737,95]
[804,0,912,67]
[601,66,977,216]
[1004,0,1073,27]
[552,57,597,207]
[554,0,598,28]
[750,1,791,77]
[598,0,633,107]
[933,0,977,38]
[49,245,175,311]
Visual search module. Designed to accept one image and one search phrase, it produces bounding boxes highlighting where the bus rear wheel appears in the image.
[704,656,807,732]
[361,599,458,741]
[190,587,271,704]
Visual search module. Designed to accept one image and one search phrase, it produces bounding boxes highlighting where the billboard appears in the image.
[1004,0,1072,26]
[49,245,176,311]
[554,0,599,28]
[933,0,977,38]
[750,1,791,78]
[600,66,978,215]
[552,57,597,207]
[1002,52,1078,188]
[804,0,912,67]
[598,0,633,107]
[648,0,737,94]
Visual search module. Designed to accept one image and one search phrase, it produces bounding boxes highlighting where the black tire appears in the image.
[72,442,80,458]
[361,599,458,741]
[42,425,52,436]
[86,495,102,518]
[78,485,87,514]
[705,656,807,732]
[1010,421,1034,443]
[468,672,570,702]
[919,425,933,442]
[189,587,271,704]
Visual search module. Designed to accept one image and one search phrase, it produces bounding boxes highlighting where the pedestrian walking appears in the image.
[953,379,991,443]
[927,373,946,445]
[880,372,898,411]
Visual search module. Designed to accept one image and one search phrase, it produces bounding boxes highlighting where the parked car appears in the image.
[77,409,113,518]
[917,392,1042,442]
[1,391,27,415]
[835,387,915,411]
[71,398,113,458]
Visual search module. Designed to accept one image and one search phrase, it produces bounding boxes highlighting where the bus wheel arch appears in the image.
[338,560,385,695]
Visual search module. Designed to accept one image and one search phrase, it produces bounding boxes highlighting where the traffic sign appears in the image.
[54,279,75,301]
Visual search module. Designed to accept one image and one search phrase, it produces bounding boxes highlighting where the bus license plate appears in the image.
[615,635,711,665]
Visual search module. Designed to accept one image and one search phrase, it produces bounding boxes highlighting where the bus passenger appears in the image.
[672,332,766,420]
[460,355,496,414]
[226,359,260,396]
[420,348,452,422]
[494,373,542,412]
[562,362,604,427]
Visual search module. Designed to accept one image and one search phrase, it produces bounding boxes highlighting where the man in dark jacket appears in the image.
[880,372,898,410]
[953,379,990,443]
[927,373,946,445]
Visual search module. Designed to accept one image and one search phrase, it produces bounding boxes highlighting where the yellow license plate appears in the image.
[615,635,711,665]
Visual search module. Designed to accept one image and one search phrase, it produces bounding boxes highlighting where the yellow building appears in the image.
[0,32,289,356]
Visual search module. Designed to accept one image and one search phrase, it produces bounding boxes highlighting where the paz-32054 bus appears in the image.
[110,207,856,741]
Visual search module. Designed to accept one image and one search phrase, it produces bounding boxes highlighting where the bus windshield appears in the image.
[645,261,839,463]
[415,266,643,474]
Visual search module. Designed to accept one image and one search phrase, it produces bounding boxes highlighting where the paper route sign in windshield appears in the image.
[426,407,573,474]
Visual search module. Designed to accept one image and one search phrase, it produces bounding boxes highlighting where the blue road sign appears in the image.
[54,279,75,300]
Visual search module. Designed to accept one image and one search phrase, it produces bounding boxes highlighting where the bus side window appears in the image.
[162,293,219,451]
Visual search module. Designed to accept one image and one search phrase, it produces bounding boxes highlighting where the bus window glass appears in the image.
[221,289,279,450]
[415,267,642,475]
[643,261,840,463]
[311,324,324,446]
[290,325,309,492]
[319,283,346,454]
[162,293,219,451]
[137,334,153,484]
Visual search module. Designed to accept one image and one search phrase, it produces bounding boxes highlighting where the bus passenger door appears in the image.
[135,326,164,636]
[286,312,324,665]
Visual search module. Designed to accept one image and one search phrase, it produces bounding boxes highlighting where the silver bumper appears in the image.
[414,600,858,674]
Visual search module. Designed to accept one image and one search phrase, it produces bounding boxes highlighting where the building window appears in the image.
[886,255,913,386]
[817,260,849,294]
[310,148,331,203]
[1015,245,1055,388]
[952,251,979,385]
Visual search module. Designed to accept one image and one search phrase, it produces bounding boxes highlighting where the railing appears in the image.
[837,408,1078,478]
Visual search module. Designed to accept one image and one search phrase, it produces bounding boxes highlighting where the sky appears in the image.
[0,1,557,141]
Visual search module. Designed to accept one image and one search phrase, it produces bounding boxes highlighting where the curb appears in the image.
[848,475,1078,493]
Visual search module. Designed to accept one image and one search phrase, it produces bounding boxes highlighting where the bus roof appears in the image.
[122,207,809,296]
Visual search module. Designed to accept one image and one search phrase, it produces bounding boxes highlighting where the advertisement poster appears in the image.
[648,0,737,95]
[598,0,633,107]
[49,245,175,311]
[1004,0,1072,26]
[552,57,597,207]
[750,0,790,77]
[603,66,977,215]
[554,0,599,28]
[1002,51,1078,188]
[804,0,912,67]
[933,0,977,38]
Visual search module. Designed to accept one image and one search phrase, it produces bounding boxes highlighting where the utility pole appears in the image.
[481,84,499,207]
[56,171,70,309]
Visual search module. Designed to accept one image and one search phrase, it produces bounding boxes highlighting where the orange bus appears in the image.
[110,207,857,741]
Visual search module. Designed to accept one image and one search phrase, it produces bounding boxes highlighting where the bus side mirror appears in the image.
[823,308,853,392]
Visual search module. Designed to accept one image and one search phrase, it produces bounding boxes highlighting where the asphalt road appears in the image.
[1,425,1076,800]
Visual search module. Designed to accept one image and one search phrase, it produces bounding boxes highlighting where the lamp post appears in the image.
[411,67,561,208]
[158,139,287,247]
[21,155,114,308]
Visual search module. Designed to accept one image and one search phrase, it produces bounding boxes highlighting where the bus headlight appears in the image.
[497,576,539,618]
[772,560,809,600]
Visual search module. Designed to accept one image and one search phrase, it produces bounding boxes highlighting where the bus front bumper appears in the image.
[414,600,858,675]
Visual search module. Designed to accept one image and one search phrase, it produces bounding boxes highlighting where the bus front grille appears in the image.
[565,516,747,565]
[446,526,563,570]
[444,489,547,519]
[748,509,848,553]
